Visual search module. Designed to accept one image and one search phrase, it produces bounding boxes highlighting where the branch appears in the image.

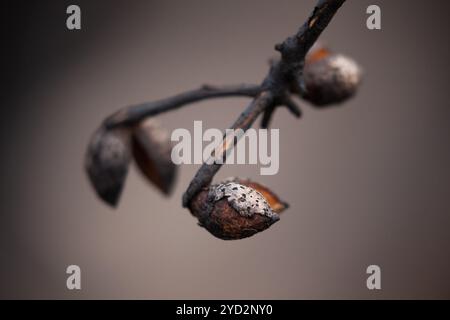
[182,0,346,206]
[260,96,302,129]
[275,0,346,94]
[276,0,345,67]
[104,83,261,128]
[182,91,275,207]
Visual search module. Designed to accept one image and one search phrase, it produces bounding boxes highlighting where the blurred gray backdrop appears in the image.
[1,0,449,299]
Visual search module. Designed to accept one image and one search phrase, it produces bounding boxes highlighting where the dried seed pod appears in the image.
[230,178,289,214]
[132,119,177,195]
[303,47,362,106]
[189,179,286,240]
[85,125,131,207]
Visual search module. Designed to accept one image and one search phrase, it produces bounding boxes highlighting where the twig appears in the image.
[182,91,275,206]
[104,84,261,128]
[260,96,302,129]
[182,0,346,206]
[275,0,346,90]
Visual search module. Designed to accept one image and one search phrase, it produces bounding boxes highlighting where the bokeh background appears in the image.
[1,0,449,299]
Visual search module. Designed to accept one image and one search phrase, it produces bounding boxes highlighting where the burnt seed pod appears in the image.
[189,178,288,240]
[229,177,289,214]
[85,125,131,207]
[132,119,177,195]
[302,46,362,106]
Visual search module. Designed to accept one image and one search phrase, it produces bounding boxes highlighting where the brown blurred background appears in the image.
[1,0,449,299]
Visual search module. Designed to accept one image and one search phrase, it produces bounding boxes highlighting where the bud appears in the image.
[189,178,288,240]
[85,125,131,207]
[302,46,362,106]
[132,119,177,195]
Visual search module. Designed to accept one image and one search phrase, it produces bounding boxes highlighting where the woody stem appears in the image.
[182,0,346,206]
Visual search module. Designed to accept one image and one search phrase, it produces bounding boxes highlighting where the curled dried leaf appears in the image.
[132,119,177,195]
[85,125,131,207]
